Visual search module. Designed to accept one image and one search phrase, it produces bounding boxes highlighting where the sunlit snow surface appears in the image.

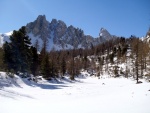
[0,72,150,113]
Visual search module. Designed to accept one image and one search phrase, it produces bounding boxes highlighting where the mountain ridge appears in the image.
[0,15,115,50]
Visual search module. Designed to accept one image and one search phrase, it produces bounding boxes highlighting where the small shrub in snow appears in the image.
[136,81,143,84]
[120,70,124,75]
[113,66,119,77]
[102,83,105,85]
[6,70,14,78]
[114,74,120,78]
[145,73,150,81]
[19,73,31,78]
[27,77,37,83]
[145,73,150,76]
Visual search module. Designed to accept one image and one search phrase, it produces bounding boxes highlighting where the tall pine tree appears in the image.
[60,56,66,77]
[30,46,39,76]
[3,26,32,74]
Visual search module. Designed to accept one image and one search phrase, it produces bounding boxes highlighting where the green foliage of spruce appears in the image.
[3,26,33,75]
[0,48,4,71]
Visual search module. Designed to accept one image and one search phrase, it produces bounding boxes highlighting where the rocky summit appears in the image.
[0,15,115,51]
[26,15,114,51]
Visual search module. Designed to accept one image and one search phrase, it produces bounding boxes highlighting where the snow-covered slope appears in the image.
[4,31,13,36]
[0,31,12,47]
[144,34,150,43]
[28,32,74,51]
[0,72,150,113]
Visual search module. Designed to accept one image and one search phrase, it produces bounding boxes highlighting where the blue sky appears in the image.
[0,0,150,38]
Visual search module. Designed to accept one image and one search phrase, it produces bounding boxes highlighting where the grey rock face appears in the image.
[26,15,114,50]
[99,28,112,41]
[26,15,50,41]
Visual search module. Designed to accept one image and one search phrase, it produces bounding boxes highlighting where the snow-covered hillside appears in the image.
[0,31,12,47]
[0,72,150,113]
[28,32,75,51]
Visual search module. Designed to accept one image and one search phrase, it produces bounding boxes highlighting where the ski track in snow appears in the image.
[0,75,150,113]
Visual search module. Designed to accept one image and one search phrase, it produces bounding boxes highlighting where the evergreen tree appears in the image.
[68,49,75,80]
[30,46,39,76]
[49,50,59,78]
[19,26,32,73]
[41,53,50,78]
[0,48,4,71]
[68,57,75,80]
[132,37,140,83]
[3,42,14,72]
[60,56,66,77]
[3,26,32,74]
[39,40,47,76]
[34,39,40,52]
[82,53,89,70]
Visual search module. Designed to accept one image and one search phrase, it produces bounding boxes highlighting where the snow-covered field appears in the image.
[0,72,150,113]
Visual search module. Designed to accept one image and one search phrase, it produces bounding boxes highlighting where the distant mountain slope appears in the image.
[0,31,13,47]
[144,29,150,43]
[26,15,116,51]
[0,15,115,50]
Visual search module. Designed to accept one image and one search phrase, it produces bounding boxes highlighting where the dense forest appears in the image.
[0,26,150,83]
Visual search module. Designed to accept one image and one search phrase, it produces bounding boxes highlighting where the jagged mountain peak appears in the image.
[26,15,93,50]
[50,19,66,25]
[37,15,46,20]
[100,27,106,31]
[1,15,115,51]
[99,27,112,41]
[26,15,50,40]
[99,27,110,36]
[144,29,150,43]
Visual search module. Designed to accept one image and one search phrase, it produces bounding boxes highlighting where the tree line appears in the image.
[0,26,150,82]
